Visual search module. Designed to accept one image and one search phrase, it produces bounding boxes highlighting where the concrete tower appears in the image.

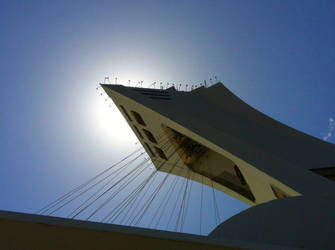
[101,82,335,206]
[100,82,335,249]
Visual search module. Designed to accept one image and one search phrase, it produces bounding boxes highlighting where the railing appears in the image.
[98,76,220,92]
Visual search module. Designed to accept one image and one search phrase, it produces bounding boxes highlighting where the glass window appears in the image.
[142,129,157,143]
[234,165,247,185]
[271,185,288,199]
[154,146,168,160]
[131,111,146,126]
[133,125,144,139]
[120,105,132,122]
[144,142,155,157]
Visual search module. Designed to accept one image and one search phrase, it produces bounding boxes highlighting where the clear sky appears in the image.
[1,0,335,235]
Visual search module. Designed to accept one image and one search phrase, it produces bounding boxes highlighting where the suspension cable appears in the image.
[180,171,193,232]
[211,179,221,226]
[70,131,171,219]
[106,142,174,224]
[175,168,191,232]
[71,155,146,219]
[97,160,152,222]
[148,166,182,228]
[153,167,182,229]
[166,171,188,230]
[107,163,155,224]
[48,151,145,216]
[38,147,143,215]
[134,154,181,227]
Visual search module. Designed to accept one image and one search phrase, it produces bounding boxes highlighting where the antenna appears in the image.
[149,82,156,88]
[104,76,110,84]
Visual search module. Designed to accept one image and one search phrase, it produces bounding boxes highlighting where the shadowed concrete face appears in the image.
[0,210,245,250]
[210,194,335,250]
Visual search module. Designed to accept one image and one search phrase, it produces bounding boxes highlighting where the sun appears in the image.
[87,89,138,150]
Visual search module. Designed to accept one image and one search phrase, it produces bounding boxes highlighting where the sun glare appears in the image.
[87,91,137,149]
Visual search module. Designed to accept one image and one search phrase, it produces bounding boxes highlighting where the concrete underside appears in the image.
[0,211,242,250]
[210,194,335,250]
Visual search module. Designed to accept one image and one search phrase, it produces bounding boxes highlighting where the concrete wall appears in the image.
[210,195,335,250]
[0,210,242,250]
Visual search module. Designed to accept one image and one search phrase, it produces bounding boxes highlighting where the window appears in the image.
[154,146,168,160]
[144,142,155,157]
[120,105,132,122]
[149,96,171,100]
[133,89,171,99]
[234,165,247,185]
[131,111,146,126]
[133,125,144,139]
[271,185,288,199]
[310,167,335,182]
[212,172,255,202]
[142,129,157,143]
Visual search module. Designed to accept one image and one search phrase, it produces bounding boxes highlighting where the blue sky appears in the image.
[1,0,335,235]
